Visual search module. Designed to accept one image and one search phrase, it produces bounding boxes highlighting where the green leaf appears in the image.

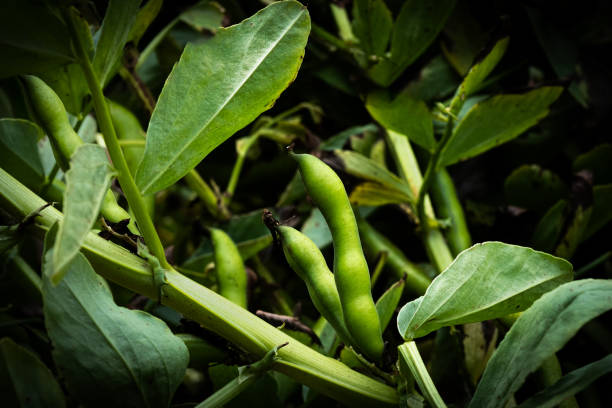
[439,87,563,166]
[129,0,164,45]
[43,236,189,408]
[0,0,73,79]
[504,164,567,212]
[376,278,405,332]
[458,37,509,97]
[518,354,612,408]
[93,0,142,86]
[0,118,45,191]
[334,149,414,202]
[350,181,412,206]
[352,0,393,57]
[397,242,573,340]
[532,200,569,252]
[366,91,435,151]
[301,208,332,249]
[469,279,612,408]
[135,1,310,194]
[0,337,66,408]
[52,144,114,283]
[573,144,612,185]
[583,184,612,241]
[180,1,225,33]
[320,124,379,151]
[367,0,456,86]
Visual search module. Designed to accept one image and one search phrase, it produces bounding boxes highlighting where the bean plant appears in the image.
[1,1,611,407]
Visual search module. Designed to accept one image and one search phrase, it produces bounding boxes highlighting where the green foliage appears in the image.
[470,280,612,408]
[135,1,311,194]
[43,229,189,408]
[398,242,573,340]
[0,0,610,406]
[52,144,115,282]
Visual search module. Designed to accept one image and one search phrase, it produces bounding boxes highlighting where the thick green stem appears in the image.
[430,169,472,255]
[416,117,454,230]
[398,341,446,408]
[0,168,397,407]
[386,130,453,272]
[65,7,169,268]
[330,3,357,43]
[183,171,230,220]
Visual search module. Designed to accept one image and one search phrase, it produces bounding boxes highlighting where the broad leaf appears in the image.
[517,354,612,408]
[352,0,393,57]
[368,0,456,86]
[135,1,310,194]
[0,337,66,408]
[459,37,509,97]
[129,0,164,45]
[439,87,563,166]
[366,91,435,151]
[43,233,189,408]
[39,63,89,116]
[52,144,114,283]
[0,118,45,190]
[469,279,612,408]
[93,0,142,86]
[376,278,405,332]
[0,0,73,78]
[397,242,573,340]
[335,149,414,201]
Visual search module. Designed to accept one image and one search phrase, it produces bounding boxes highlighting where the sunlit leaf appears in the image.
[135,1,310,194]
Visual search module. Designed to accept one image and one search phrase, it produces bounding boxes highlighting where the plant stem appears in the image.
[398,341,447,408]
[0,167,398,407]
[65,7,169,268]
[183,171,230,220]
[430,169,472,255]
[329,3,357,43]
[386,130,453,272]
[416,116,454,230]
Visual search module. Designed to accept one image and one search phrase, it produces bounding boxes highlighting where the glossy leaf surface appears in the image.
[470,279,612,408]
[135,1,310,194]
[398,242,573,340]
[440,87,563,166]
[43,239,189,408]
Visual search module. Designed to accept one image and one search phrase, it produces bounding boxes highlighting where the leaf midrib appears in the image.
[140,7,305,193]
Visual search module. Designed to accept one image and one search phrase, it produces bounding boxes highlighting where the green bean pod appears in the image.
[292,153,383,361]
[210,228,248,308]
[277,225,354,345]
[22,75,132,226]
